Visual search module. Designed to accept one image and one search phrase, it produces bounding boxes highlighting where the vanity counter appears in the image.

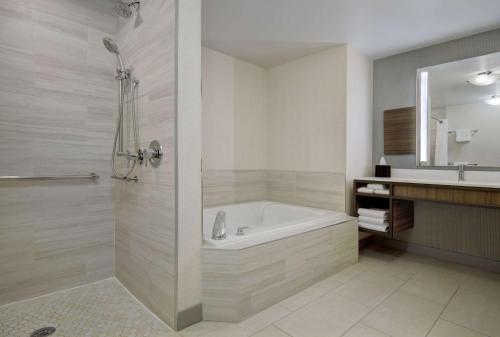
[356,176,500,191]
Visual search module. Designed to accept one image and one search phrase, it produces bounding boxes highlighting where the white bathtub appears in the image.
[203,201,352,249]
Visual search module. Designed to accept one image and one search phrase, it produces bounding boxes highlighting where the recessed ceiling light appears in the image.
[485,95,500,106]
[468,71,498,86]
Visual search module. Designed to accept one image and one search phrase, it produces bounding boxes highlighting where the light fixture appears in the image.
[485,95,500,106]
[468,71,498,86]
[419,71,429,163]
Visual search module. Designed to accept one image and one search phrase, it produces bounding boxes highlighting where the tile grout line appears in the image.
[439,317,491,337]
[424,283,461,337]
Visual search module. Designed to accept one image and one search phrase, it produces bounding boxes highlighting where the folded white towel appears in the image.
[367,183,386,190]
[359,222,388,232]
[456,129,471,143]
[374,189,390,195]
[359,216,388,226]
[358,208,388,218]
[357,187,374,194]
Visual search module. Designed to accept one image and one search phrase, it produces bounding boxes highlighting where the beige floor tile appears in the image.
[280,275,343,311]
[342,323,390,337]
[334,271,405,307]
[358,255,414,280]
[238,304,291,335]
[442,287,500,337]
[427,319,488,337]
[179,321,234,337]
[198,325,250,337]
[331,264,365,283]
[362,290,443,337]
[401,274,459,305]
[275,292,370,337]
[251,325,291,337]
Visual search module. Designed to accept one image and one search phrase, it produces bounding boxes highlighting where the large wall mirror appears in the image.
[416,51,500,169]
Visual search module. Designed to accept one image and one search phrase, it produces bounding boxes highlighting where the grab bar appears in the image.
[0,173,99,182]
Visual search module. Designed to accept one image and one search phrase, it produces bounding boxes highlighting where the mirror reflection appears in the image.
[417,52,500,167]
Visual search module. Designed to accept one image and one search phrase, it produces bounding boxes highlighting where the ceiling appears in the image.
[423,52,500,109]
[202,0,500,67]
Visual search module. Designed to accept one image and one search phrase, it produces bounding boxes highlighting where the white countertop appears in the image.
[357,176,500,190]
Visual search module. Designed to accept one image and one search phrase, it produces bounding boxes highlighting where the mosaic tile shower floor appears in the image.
[0,278,177,337]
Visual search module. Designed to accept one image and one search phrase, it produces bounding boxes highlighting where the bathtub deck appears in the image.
[201,219,358,322]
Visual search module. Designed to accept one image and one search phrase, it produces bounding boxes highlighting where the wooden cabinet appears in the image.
[354,178,500,238]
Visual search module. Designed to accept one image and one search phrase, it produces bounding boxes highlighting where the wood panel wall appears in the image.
[384,107,416,155]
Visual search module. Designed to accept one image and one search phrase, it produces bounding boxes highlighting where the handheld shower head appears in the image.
[102,37,125,74]
[103,37,119,54]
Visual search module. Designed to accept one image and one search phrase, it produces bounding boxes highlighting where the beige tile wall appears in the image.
[114,0,177,328]
[202,169,345,211]
[201,219,358,322]
[0,0,116,305]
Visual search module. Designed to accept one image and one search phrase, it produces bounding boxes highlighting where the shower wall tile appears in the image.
[114,0,177,328]
[0,1,117,305]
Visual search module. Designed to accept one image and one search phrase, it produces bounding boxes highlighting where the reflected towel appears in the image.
[374,189,390,195]
[358,208,388,218]
[456,129,471,143]
[435,119,448,165]
[357,187,374,194]
[359,216,388,226]
[359,222,388,232]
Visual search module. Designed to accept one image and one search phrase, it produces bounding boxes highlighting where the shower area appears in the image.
[0,0,201,335]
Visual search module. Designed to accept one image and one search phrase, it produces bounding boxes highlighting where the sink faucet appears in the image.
[458,164,465,182]
[212,210,226,240]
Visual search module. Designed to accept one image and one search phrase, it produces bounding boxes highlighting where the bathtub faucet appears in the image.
[212,211,227,240]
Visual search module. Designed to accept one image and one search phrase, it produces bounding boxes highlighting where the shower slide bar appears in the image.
[0,173,99,182]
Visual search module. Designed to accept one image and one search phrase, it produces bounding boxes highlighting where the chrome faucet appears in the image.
[458,164,465,182]
[212,211,226,240]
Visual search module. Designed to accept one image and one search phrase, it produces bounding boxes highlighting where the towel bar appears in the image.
[0,173,99,182]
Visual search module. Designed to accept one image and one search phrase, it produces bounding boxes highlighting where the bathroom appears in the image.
[1,1,500,337]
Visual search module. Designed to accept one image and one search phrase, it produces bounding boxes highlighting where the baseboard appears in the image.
[176,303,203,330]
[373,237,500,274]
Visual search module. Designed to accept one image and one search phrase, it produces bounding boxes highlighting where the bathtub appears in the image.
[203,201,353,249]
[201,201,359,322]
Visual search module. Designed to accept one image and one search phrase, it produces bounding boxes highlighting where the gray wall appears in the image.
[373,29,500,168]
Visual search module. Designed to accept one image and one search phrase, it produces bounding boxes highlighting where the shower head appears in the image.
[102,37,125,74]
[103,37,120,54]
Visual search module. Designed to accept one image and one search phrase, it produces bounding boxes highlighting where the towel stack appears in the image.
[358,208,389,232]
[356,183,390,195]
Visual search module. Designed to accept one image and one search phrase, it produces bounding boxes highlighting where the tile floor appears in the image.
[1,246,499,337]
[0,278,178,337]
[180,245,500,337]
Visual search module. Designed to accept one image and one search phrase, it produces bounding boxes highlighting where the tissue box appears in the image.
[375,165,391,178]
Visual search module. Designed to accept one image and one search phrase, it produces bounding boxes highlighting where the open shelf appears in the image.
[354,179,414,238]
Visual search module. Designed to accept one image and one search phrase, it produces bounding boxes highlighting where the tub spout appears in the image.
[212,210,226,240]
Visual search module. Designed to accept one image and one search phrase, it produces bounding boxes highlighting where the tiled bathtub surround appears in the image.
[202,170,267,207]
[202,169,346,212]
[267,170,345,211]
[113,0,177,328]
[201,219,358,322]
[0,0,116,304]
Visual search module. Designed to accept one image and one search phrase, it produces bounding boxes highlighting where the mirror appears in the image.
[416,51,500,168]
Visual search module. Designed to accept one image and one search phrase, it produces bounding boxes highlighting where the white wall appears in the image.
[345,45,374,213]
[445,102,500,166]
[202,48,267,170]
[267,46,347,173]
[177,0,202,327]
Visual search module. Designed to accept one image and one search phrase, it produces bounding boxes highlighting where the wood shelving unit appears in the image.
[354,179,414,238]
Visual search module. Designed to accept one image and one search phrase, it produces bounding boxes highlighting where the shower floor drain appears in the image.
[30,327,56,337]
